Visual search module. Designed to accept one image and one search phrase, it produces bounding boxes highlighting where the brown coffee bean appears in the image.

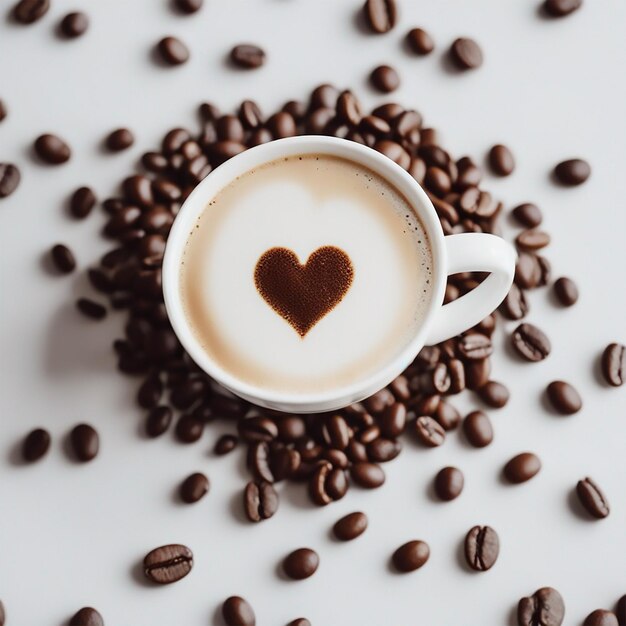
[415,416,446,447]
[518,587,565,626]
[515,252,542,289]
[434,467,464,501]
[462,411,493,448]
[552,277,578,306]
[450,38,483,70]
[287,619,310,626]
[143,544,193,584]
[406,27,434,55]
[465,525,499,571]
[414,363,451,395]
[478,381,509,408]
[69,186,96,218]
[145,406,172,437]
[458,333,493,360]
[105,128,134,152]
[488,144,515,176]
[70,423,99,461]
[363,0,397,33]
[244,480,278,522]
[333,511,368,541]
[34,134,71,164]
[512,203,542,228]
[77,297,107,321]
[321,414,351,449]
[238,416,278,442]
[553,158,590,185]
[447,359,466,394]
[367,437,401,462]
[362,388,395,414]
[230,44,266,69]
[175,414,204,443]
[22,427,51,462]
[370,65,400,93]
[173,0,203,14]
[511,323,551,361]
[379,402,406,438]
[69,607,103,626]
[283,548,319,580]
[516,229,550,250]
[59,12,89,38]
[13,0,49,24]
[0,163,21,198]
[616,595,626,626]
[157,37,189,65]
[0,99,6,122]
[434,400,461,431]
[179,472,209,503]
[50,244,76,274]
[392,540,430,572]
[309,462,347,505]
[222,596,255,626]
[584,610,619,626]
[350,462,385,488]
[543,0,582,17]
[601,343,625,387]
[546,381,582,414]
[425,166,452,197]
[576,477,610,519]
[214,433,238,455]
[503,452,541,484]
[374,140,411,170]
[465,358,491,390]
[500,283,529,320]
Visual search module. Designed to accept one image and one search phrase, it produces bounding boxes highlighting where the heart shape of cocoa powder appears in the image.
[254,246,354,337]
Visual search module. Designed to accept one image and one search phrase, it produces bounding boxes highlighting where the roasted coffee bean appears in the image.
[143,544,193,584]
[69,186,96,218]
[433,401,460,431]
[70,423,99,461]
[488,144,515,176]
[414,345,440,369]
[450,38,483,70]
[478,381,509,408]
[360,114,391,136]
[271,447,301,481]
[222,596,255,626]
[309,462,348,504]
[415,416,446,447]
[350,461,385,488]
[173,0,203,14]
[238,416,278,442]
[333,511,368,541]
[244,480,278,522]
[511,323,551,361]
[447,359,466,393]
[512,203,542,228]
[175,414,204,442]
[13,0,49,24]
[425,167,451,197]
[379,402,407,437]
[576,477,610,519]
[516,229,550,250]
[363,0,397,33]
[322,448,348,469]
[59,12,89,38]
[465,358,491,390]
[584,610,619,626]
[457,333,493,360]
[543,0,582,17]
[22,427,51,462]
[179,472,209,503]
[0,99,6,122]
[518,587,565,626]
[462,411,493,448]
[515,253,542,289]
[374,140,411,170]
[546,381,582,415]
[415,363,451,395]
[0,163,21,198]
[105,128,134,152]
[362,388,395,414]
[248,441,274,482]
[601,343,625,387]
[309,84,339,110]
[321,414,351,449]
[617,596,626,626]
[553,158,590,185]
[406,27,434,55]
[157,36,189,65]
[69,607,103,626]
[214,433,238,455]
[266,111,296,139]
[287,620,310,626]
[499,283,529,320]
[503,452,541,483]
[552,276,578,306]
[366,436,401,462]
[370,65,400,93]
[392,540,430,572]
[50,244,76,274]
[75,297,107,321]
[145,406,172,437]
[465,525,499,571]
[434,466,464,501]
[34,134,71,164]
[230,44,266,69]
[336,90,362,126]
[283,548,319,580]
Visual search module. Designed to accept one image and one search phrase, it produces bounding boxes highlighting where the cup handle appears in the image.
[425,233,516,346]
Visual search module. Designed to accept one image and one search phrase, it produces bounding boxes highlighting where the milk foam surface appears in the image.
[181,154,433,394]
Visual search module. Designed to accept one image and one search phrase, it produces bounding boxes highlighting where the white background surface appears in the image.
[1,1,625,625]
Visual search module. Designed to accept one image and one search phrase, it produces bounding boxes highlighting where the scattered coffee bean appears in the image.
[457,333,493,360]
[363,0,397,33]
[518,587,565,626]
[222,596,255,626]
[50,244,76,274]
[70,423,99,461]
[333,511,368,541]
[287,620,310,626]
[465,358,491,390]
[370,65,400,93]
[0,600,4,626]
[230,44,266,69]
[157,37,189,65]
[179,472,209,503]
[434,400,461,430]
[239,416,279,442]
[478,380,509,408]
[464,525,499,571]
[145,406,172,437]
[244,480,278,522]
[69,186,96,218]
[584,610,619,626]
[449,37,483,70]
[500,283,529,320]
[105,128,134,152]
[406,27,434,55]
[415,416,446,447]
[59,12,89,38]
[512,203,542,228]
[350,462,385,488]
[511,323,551,361]
[576,477,610,519]
[462,411,493,448]
[553,158,590,185]
[143,544,193,584]
[434,466,464,501]
[76,298,107,320]
[503,452,541,483]
[22,427,51,462]
[12,0,49,24]
[175,414,204,442]
[616,595,626,626]
[515,252,542,289]
[34,133,71,164]
[601,343,625,387]
[309,461,348,504]
[488,144,515,176]
[546,380,582,414]
[543,0,582,17]
[380,402,407,437]
[173,0,203,14]
[516,229,550,250]
[0,99,6,122]
[552,276,578,306]
[69,607,103,626]
[283,548,319,580]
[392,540,430,572]
[215,433,238,455]
[0,163,21,198]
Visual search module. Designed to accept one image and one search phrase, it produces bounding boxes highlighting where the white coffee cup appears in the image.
[163,136,516,413]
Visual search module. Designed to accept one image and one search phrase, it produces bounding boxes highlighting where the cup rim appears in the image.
[162,136,446,410]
